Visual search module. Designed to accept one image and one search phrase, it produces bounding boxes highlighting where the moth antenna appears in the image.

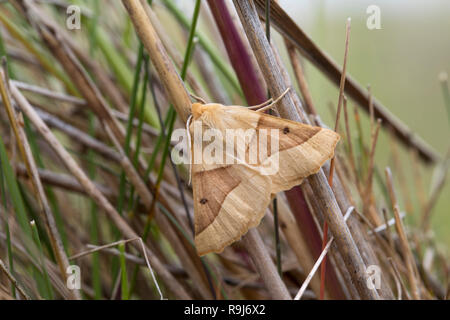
[255,87,290,113]
[186,115,194,186]
[190,92,207,104]
[248,98,274,110]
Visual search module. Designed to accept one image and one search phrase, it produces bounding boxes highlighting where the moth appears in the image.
[187,91,340,256]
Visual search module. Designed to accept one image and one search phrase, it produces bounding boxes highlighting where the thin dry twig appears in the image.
[385,167,421,299]
[0,259,31,300]
[70,237,164,300]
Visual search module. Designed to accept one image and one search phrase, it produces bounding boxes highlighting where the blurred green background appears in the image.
[277,0,449,249]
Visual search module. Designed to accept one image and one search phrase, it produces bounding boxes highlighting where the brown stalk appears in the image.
[388,257,411,300]
[139,0,210,101]
[421,147,450,230]
[233,0,378,300]
[240,228,290,299]
[388,132,414,214]
[385,167,420,299]
[284,31,355,298]
[9,80,192,299]
[121,0,191,122]
[410,150,428,213]
[320,19,350,299]
[284,40,317,116]
[34,108,122,163]
[363,119,383,226]
[382,208,395,251]
[368,85,374,135]
[343,97,362,195]
[310,119,394,298]
[0,259,31,300]
[11,80,85,105]
[15,164,116,199]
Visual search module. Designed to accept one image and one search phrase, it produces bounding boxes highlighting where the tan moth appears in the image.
[187,92,340,256]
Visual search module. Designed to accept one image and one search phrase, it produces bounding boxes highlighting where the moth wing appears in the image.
[253,112,340,194]
[213,107,340,194]
[192,161,271,256]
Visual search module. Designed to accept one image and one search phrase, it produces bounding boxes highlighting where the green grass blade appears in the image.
[30,220,54,300]
[119,243,130,300]
[0,137,32,238]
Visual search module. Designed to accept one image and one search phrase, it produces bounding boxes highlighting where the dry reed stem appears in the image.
[71,237,164,299]
[121,0,191,122]
[9,81,192,299]
[139,0,210,101]
[421,148,450,230]
[0,259,31,300]
[285,40,317,116]
[388,132,414,214]
[385,167,420,299]
[410,150,428,213]
[363,119,383,226]
[388,257,410,300]
[234,0,378,300]
[11,80,85,105]
[241,229,291,299]
[34,108,122,163]
[320,19,350,299]
[381,208,395,251]
[15,164,116,199]
[342,98,363,195]
[313,117,394,299]
[368,85,374,135]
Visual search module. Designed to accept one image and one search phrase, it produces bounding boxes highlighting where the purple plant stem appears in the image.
[207,0,266,106]
[207,0,345,299]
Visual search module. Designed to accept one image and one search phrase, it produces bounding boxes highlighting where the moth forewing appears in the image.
[192,163,271,256]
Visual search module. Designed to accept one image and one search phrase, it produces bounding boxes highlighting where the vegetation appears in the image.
[0,0,447,300]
